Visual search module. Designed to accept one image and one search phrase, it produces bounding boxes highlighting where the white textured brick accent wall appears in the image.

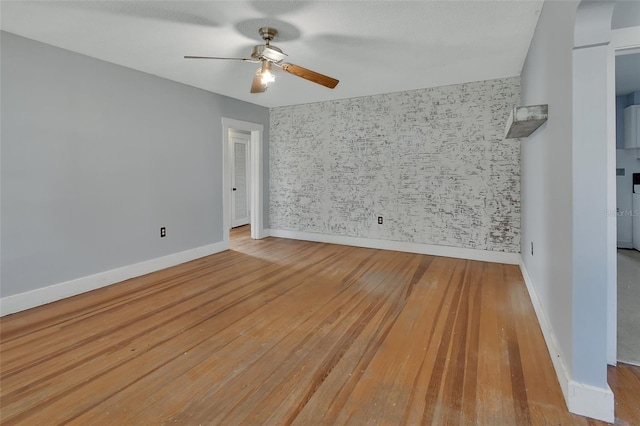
[270,77,521,253]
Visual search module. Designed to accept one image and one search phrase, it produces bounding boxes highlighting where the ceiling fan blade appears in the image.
[280,63,339,89]
[184,56,257,62]
[250,70,267,93]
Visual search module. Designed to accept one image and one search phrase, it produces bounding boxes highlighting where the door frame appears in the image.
[222,118,266,242]
[607,27,640,365]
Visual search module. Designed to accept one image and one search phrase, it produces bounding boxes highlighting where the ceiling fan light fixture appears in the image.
[260,61,275,86]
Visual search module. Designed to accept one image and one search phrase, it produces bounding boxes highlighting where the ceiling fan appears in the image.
[185,27,339,93]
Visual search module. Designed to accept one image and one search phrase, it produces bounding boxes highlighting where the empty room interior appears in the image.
[1,1,639,425]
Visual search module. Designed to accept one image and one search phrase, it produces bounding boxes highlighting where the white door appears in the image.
[230,131,250,228]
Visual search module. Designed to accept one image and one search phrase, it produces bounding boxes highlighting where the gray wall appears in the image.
[0,32,269,298]
[270,77,521,253]
[520,1,577,381]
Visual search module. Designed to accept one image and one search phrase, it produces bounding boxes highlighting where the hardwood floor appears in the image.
[1,225,638,425]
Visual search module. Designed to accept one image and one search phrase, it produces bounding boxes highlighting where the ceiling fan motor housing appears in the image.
[251,27,287,62]
[251,44,287,62]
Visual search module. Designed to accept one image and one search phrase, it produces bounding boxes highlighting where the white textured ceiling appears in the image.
[0,1,543,108]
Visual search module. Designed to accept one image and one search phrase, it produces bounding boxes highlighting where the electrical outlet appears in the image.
[160,227,166,238]
[531,242,534,256]
[378,216,383,224]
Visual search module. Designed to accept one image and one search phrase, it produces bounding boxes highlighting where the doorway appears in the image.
[614,51,640,366]
[608,23,640,366]
[221,118,266,243]
[230,131,251,229]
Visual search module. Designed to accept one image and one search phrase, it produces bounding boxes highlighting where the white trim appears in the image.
[222,118,266,242]
[519,258,614,423]
[0,241,228,317]
[250,129,267,239]
[617,241,634,249]
[519,259,571,402]
[269,229,520,264]
[606,40,618,367]
[567,381,614,423]
[611,26,640,53]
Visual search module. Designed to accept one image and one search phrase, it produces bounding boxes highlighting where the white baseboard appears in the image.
[617,240,633,249]
[568,381,614,423]
[518,259,572,401]
[256,228,271,239]
[0,241,229,317]
[269,229,520,264]
[519,258,614,423]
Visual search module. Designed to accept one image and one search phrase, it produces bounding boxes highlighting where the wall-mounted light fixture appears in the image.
[504,104,548,139]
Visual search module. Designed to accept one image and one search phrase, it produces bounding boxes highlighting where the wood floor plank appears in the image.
[609,362,640,425]
[1,225,638,425]
[2,242,342,424]
[211,250,413,424]
[69,244,396,424]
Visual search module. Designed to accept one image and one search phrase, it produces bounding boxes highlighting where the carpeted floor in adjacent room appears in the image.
[618,249,640,366]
